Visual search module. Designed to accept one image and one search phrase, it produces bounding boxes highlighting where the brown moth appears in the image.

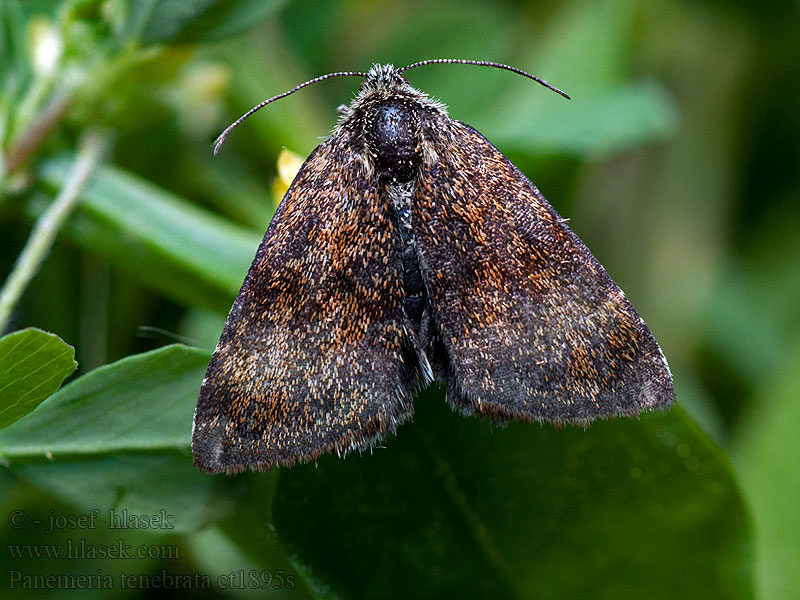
[192,60,674,474]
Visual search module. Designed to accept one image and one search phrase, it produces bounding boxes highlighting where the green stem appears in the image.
[0,131,107,333]
[3,93,73,176]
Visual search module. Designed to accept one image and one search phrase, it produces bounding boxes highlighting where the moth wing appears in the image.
[412,120,674,424]
[193,130,428,473]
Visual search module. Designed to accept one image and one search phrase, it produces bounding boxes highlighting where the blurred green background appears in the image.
[1,0,798,598]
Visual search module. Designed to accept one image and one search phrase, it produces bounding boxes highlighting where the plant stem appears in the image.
[3,94,73,176]
[0,131,107,333]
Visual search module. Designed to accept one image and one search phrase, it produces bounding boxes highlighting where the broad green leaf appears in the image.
[191,475,314,598]
[492,81,677,158]
[2,344,234,534]
[487,0,677,156]
[0,344,209,458]
[124,0,286,45]
[0,328,76,430]
[208,470,314,600]
[1,483,166,597]
[189,524,312,598]
[733,338,800,600]
[12,452,235,534]
[273,395,752,599]
[36,156,260,310]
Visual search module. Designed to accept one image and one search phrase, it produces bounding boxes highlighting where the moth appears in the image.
[192,59,674,474]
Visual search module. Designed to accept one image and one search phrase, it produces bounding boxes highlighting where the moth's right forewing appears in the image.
[193,131,425,474]
[412,118,674,425]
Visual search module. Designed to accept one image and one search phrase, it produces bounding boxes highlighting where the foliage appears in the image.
[0,328,76,429]
[2,0,798,598]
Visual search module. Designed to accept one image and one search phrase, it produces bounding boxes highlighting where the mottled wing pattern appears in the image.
[193,131,427,473]
[413,119,674,424]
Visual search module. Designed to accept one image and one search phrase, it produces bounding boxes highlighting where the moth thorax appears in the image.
[364,99,421,184]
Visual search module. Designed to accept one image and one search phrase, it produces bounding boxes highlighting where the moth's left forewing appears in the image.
[193,130,427,474]
[411,117,674,425]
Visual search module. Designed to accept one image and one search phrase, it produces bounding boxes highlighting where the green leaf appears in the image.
[492,81,678,158]
[0,344,209,458]
[36,156,260,311]
[12,452,236,534]
[124,0,287,45]
[1,344,235,534]
[733,338,800,600]
[0,328,76,431]
[0,0,29,151]
[0,481,168,590]
[189,512,314,598]
[487,0,677,156]
[701,208,800,387]
[0,0,27,89]
[533,0,636,93]
[185,474,315,597]
[273,394,753,599]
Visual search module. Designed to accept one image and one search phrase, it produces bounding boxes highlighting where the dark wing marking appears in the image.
[412,119,674,424]
[193,130,429,473]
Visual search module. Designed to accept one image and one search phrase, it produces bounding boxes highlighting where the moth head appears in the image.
[346,64,429,115]
[358,64,410,95]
